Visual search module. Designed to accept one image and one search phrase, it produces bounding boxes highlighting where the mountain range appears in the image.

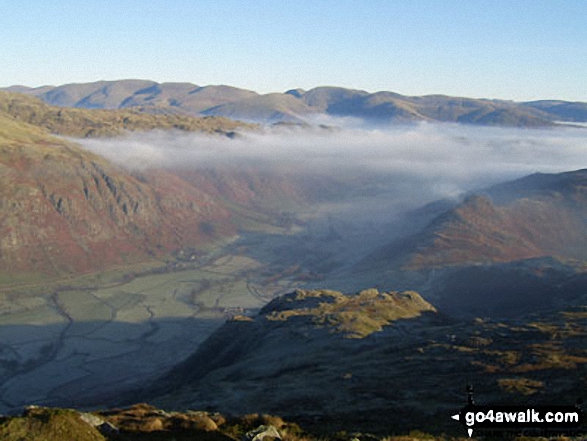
[5,80,587,126]
[1,85,587,439]
[2,89,587,306]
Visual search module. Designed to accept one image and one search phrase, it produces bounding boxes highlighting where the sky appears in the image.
[1,0,586,102]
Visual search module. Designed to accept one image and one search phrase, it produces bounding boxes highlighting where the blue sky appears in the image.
[1,0,586,101]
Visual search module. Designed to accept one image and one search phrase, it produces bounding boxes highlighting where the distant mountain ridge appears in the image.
[6,80,587,126]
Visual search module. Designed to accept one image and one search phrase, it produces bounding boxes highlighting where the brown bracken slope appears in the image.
[363,169,587,272]
[0,110,237,279]
[0,92,292,282]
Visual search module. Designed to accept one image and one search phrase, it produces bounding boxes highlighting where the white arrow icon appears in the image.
[450,413,472,437]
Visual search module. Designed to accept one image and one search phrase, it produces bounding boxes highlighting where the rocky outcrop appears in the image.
[145,288,587,434]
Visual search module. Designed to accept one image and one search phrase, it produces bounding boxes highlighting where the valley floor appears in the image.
[0,246,289,413]
[0,207,392,414]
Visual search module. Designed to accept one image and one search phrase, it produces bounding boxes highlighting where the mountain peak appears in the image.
[284,88,305,98]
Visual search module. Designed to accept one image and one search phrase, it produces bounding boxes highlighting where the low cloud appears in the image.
[78,123,587,209]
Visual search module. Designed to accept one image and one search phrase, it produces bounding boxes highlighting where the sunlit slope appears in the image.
[10,80,587,126]
[0,407,107,441]
[0,403,464,440]
[366,169,587,271]
[0,113,236,279]
[0,96,330,282]
[202,93,314,123]
[7,80,259,115]
[523,100,587,122]
[11,79,259,111]
[0,91,252,137]
[297,87,549,125]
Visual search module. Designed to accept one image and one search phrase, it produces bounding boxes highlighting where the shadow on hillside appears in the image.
[0,316,224,415]
[430,260,587,319]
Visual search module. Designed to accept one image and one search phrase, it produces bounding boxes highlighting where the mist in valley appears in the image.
[79,122,587,252]
[1,122,586,415]
[79,122,587,295]
[80,122,587,207]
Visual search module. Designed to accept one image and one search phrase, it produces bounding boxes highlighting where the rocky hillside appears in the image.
[0,403,473,441]
[412,170,587,268]
[351,169,587,318]
[7,80,587,126]
[0,94,307,282]
[2,92,397,282]
[0,112,237,280]
[143,288,587,435]
[366,169,587,271]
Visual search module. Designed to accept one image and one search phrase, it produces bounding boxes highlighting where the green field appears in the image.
[0,240,308,413]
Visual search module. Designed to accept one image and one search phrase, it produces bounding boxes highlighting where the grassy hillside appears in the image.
[202,93,314,123]
[523,100,587,122]
[8,79,259,115]
[0,91,253,138]
[260,288,436,338]
[40,79,158,109]
[174,85,259,113]
[0,407,107,441]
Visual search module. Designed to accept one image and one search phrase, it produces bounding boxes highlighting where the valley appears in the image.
[0,89,586,438]
[0,195,397,414]
[3,0,587,437]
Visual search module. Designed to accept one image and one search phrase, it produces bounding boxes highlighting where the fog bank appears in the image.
[79,123,587,204]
